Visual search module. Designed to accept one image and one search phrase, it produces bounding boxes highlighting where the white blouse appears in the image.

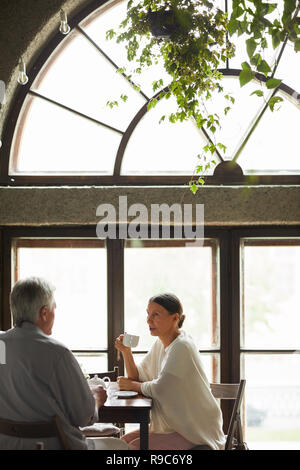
[137,330,226,450]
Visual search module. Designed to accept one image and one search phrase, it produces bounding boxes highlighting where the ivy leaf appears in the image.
[250,53,262,67]
[190,183,198,195]
[272,31,281,49]
[246,38,257,58]
[197,177,205,186]
[295,39,300,52]
[225,94,235,104]
[257,59,271,77]
[261,38,268,49]
[106,29,116,40]
[268,96,283,111]
[217,143,227,153]
[228,19,239,36]
[231,5,244,19]
[267,3,277,14]
[251,89,264,97]
[239,62,255,87]
[266,78,282,89]
[106,100,119,109]
[147,98,158,111]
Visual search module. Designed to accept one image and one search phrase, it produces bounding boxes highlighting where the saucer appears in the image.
[116,391,138,398]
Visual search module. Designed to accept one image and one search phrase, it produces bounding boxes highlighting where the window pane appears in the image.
[124,241,219,350]
[75,353,108,375]
[276,41,300,94]
[203,77,272,160]
[15,243,107,350]
[11,96,121,174]
[242,354,300,450]
[121,96,216,175]
[80,1,172,98]
[200,353,220,383]
[242,243,300,349]
[31,29,146,131]
[237,92,300,173]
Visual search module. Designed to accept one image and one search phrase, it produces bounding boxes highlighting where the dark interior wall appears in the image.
[0,0,91,135]
[0,0,65,83]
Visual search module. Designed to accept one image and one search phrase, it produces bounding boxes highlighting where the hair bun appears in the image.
[178,314,185,328]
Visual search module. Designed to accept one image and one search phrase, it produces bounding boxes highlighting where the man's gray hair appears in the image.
[10,277,56,327]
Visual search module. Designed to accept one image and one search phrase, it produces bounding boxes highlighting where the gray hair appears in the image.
[10,277,56,327]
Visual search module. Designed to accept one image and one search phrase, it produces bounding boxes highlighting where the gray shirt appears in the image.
[0,322,97,450]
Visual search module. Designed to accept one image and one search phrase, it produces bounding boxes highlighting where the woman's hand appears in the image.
[117,376,142,394]
[115,334,131,355]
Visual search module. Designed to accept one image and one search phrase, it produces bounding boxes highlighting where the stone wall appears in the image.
[0,186,299,226]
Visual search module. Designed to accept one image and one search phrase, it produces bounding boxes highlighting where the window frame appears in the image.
[2,225,299,434]
[1,0,300,186]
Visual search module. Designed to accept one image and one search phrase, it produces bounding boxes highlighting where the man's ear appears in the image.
[39,306,48,322]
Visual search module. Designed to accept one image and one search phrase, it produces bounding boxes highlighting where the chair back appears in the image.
[0,415,70,450]
[210,379,247,450]
[89,366,119,382]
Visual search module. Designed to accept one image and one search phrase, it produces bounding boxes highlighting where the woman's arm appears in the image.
[123,350,139,381]
[115,334,139,381]
[117,376,142,393]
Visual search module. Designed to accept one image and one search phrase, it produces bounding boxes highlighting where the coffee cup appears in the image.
[123,333,139,348]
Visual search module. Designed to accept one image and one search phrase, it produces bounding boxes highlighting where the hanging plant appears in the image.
[106,0,235,192]
[106,0,300,192]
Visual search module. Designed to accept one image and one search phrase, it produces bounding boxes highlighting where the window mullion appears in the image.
[106,238,124,373]
[1,232,12,331]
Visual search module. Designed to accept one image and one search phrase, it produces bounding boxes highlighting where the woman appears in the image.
[115,293,225,450]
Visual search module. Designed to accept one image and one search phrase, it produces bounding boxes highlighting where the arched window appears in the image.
[2,0,300,185]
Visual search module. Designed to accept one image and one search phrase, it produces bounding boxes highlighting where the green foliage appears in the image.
[240,61,255,86]
[107,0,235,195]
[106,0,300,193]
[229,0,300,90]
[268,95,283,111]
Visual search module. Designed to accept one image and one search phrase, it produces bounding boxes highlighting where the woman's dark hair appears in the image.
[148,293,185,328]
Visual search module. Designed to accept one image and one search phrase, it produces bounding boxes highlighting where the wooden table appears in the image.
[98,383,152,450]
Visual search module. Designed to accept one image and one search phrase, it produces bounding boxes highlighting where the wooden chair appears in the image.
[81,366,123,439]
[192,379,248,450]
[212,379,248,450]
[0,415,70,450]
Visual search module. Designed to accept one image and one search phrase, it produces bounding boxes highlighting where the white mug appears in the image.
[123,333,139,348]
[88,375,111,389]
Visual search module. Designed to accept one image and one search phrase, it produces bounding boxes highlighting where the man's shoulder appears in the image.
[43,334,70,350]
[37,333,71,357]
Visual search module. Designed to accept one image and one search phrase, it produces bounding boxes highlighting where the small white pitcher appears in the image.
[88,374,111,389]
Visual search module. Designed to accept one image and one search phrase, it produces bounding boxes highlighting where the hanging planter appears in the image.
[107,1,235,121]
[147,10,178,38]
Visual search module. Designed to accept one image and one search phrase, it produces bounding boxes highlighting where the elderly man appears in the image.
[0,277,128,450]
